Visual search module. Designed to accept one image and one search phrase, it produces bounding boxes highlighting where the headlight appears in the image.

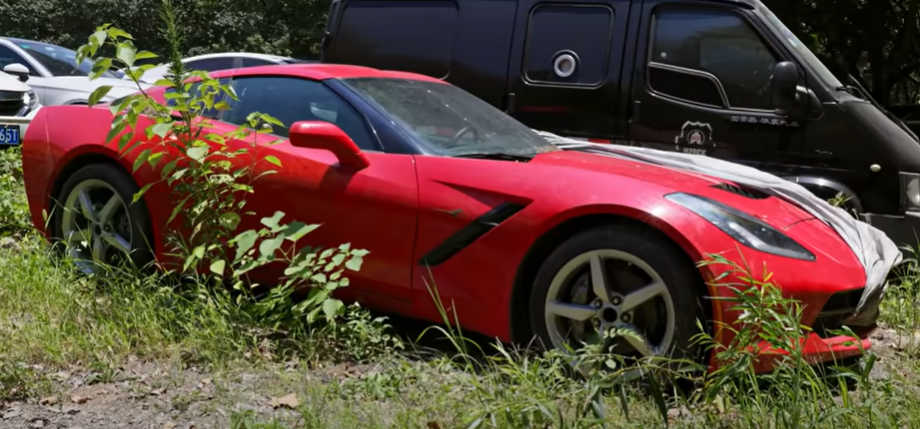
[665,192,816,261]
[900,172,920,211]
[23,90,38,110]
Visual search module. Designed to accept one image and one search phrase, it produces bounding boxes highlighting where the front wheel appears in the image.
[51,163,154,274]
[528,223,709,366]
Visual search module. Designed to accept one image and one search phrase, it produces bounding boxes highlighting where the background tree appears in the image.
[3,0,920,107]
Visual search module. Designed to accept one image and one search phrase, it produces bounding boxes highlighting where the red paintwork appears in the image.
[289,121,370,170]
[21,64,873,373]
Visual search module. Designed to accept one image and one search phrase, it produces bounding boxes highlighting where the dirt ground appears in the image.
[0,327,914,429]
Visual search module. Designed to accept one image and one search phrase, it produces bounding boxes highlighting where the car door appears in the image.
[210,75,420,304]
[628,0,804,173]
[505,0,631,139]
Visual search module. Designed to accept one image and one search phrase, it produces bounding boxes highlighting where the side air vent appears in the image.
[712,183,770,199]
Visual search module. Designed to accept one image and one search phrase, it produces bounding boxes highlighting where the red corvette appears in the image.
[22,64,876,371]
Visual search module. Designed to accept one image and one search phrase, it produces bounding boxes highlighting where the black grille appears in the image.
[812,288,865,338]
[0,90,24,116]
[712,183,770,199]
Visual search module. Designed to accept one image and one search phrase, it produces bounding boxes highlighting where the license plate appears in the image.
[0,125,20,145]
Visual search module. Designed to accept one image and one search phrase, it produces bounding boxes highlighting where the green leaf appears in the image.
[88,85,113,106]
[132,148,152,173]
[135,50,158,60]
[133,182,154,203]
[282,222,318,242]
[259,235,284,259]
[265,155,282,167]
[233,230,259,260]
[106,119,126,145]
[220,212,241,230]
[331,253,345,266]
[322,299,344,321]
[260,211,285,230]
[345,255,364,271]
[108,28,133,40]
[116,42,137,67]
[90,30,107,47]
[210,260,226,276]
[186,146,208,161]
[150,123,172,139]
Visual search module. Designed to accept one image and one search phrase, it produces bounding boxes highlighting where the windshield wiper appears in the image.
[454,152,534,162]
[839,75,920,142]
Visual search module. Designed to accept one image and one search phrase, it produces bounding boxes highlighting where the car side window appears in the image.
[0,45,39,76]
[163,80,228,119]
[222,76,377,150]
[185,57,237,73]
[649,8,779,110]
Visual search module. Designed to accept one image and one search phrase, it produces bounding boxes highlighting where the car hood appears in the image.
[31,76,148,96]
[0,71,30,92]
[531,150,821,229]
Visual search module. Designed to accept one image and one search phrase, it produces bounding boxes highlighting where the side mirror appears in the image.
[288,121,370,170]
[3,63,29,82]
[769,61,799,114]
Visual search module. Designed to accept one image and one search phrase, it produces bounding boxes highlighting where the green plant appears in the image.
[71,0,368,344]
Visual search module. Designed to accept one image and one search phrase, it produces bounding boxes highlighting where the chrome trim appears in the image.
[648,62,730,108]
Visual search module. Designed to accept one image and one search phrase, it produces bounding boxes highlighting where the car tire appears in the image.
[528,222,709,365]
[51,162,154,274]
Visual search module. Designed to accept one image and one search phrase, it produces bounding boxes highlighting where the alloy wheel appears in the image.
[60,178,134,273]
[543,249,676,359]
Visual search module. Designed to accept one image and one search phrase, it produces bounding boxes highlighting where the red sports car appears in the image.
[22,64,875,372]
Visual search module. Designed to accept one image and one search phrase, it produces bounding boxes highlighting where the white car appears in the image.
[135,52,310,84]
[0,37,146,106]
[0,70,40,147]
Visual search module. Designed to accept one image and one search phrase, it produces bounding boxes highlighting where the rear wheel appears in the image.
[528,223,709,367]
[52,163,154,274]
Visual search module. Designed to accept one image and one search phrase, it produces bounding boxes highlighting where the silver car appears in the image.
[0,37,147,106]
[0,70,41,147]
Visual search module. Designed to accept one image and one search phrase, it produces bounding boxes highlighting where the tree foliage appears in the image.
[0,0,329,60]
[4,0,920,106]
[766,0,920,106]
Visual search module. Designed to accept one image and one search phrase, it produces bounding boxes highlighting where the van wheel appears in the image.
[52,163,154,274]
[528,224,708,366]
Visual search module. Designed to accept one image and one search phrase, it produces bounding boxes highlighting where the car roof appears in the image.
[183,52,293,62]
[209,63,448,84]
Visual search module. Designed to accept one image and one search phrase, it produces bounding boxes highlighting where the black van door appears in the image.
[505,0,632,139]
[628,0,804,172]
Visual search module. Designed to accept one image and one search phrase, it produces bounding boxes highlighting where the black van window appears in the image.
[650,8,778,110]
[222,76,377,150]
[523,4,613,86]
[335,0,458,79]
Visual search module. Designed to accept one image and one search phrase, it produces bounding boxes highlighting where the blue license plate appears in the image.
[0,125,20,145]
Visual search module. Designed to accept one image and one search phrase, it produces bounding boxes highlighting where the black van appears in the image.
[321,0,920,247]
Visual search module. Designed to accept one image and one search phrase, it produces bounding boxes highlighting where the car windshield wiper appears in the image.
[839,75,920,142]
[453,152,534,161]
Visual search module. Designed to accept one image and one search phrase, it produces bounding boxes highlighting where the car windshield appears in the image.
[341,78,558,157]
[8,38,118,78]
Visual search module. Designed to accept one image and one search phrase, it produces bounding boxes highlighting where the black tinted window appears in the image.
[651,9,777,110]
[335,0,458,78]
[185,57,237,73]
[523,5,613,86]
[649,66,724,107]
[0,45,37,75]
[223,76,376,150]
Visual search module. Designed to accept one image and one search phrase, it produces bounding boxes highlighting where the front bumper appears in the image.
[862,211,920,250]
[0,106,40,147]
